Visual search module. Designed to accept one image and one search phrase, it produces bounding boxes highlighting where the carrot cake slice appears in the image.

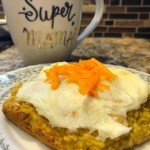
[2,58,150,150]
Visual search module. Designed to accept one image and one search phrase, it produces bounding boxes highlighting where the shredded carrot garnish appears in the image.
[44,58,117,96]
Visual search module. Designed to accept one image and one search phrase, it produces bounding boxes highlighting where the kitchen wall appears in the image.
[0,0,150,39]
[82,0,150,39]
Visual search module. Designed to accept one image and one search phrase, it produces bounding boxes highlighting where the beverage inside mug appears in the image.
[2,0,104,65]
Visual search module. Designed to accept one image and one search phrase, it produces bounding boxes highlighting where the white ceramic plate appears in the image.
[0,64,150,150]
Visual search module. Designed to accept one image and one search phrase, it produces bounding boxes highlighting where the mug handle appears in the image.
[76,0,104,45]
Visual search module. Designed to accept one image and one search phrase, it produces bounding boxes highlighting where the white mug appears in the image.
[2,0,104,65]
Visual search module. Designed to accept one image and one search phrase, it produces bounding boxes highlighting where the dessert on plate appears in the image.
[2,58,150,150]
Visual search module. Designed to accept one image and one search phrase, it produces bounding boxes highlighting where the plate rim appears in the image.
[0,63,149,77]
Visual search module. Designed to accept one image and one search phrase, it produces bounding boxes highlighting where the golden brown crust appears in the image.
[2,83,150,150]
[3,101,64,150]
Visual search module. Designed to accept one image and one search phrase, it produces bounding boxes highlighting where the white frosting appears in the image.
[16,63,149,140]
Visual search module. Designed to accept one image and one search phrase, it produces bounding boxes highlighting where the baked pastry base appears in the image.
[2,83,150,150]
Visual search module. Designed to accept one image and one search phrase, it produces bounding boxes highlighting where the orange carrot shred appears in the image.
[44,58,117,96]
